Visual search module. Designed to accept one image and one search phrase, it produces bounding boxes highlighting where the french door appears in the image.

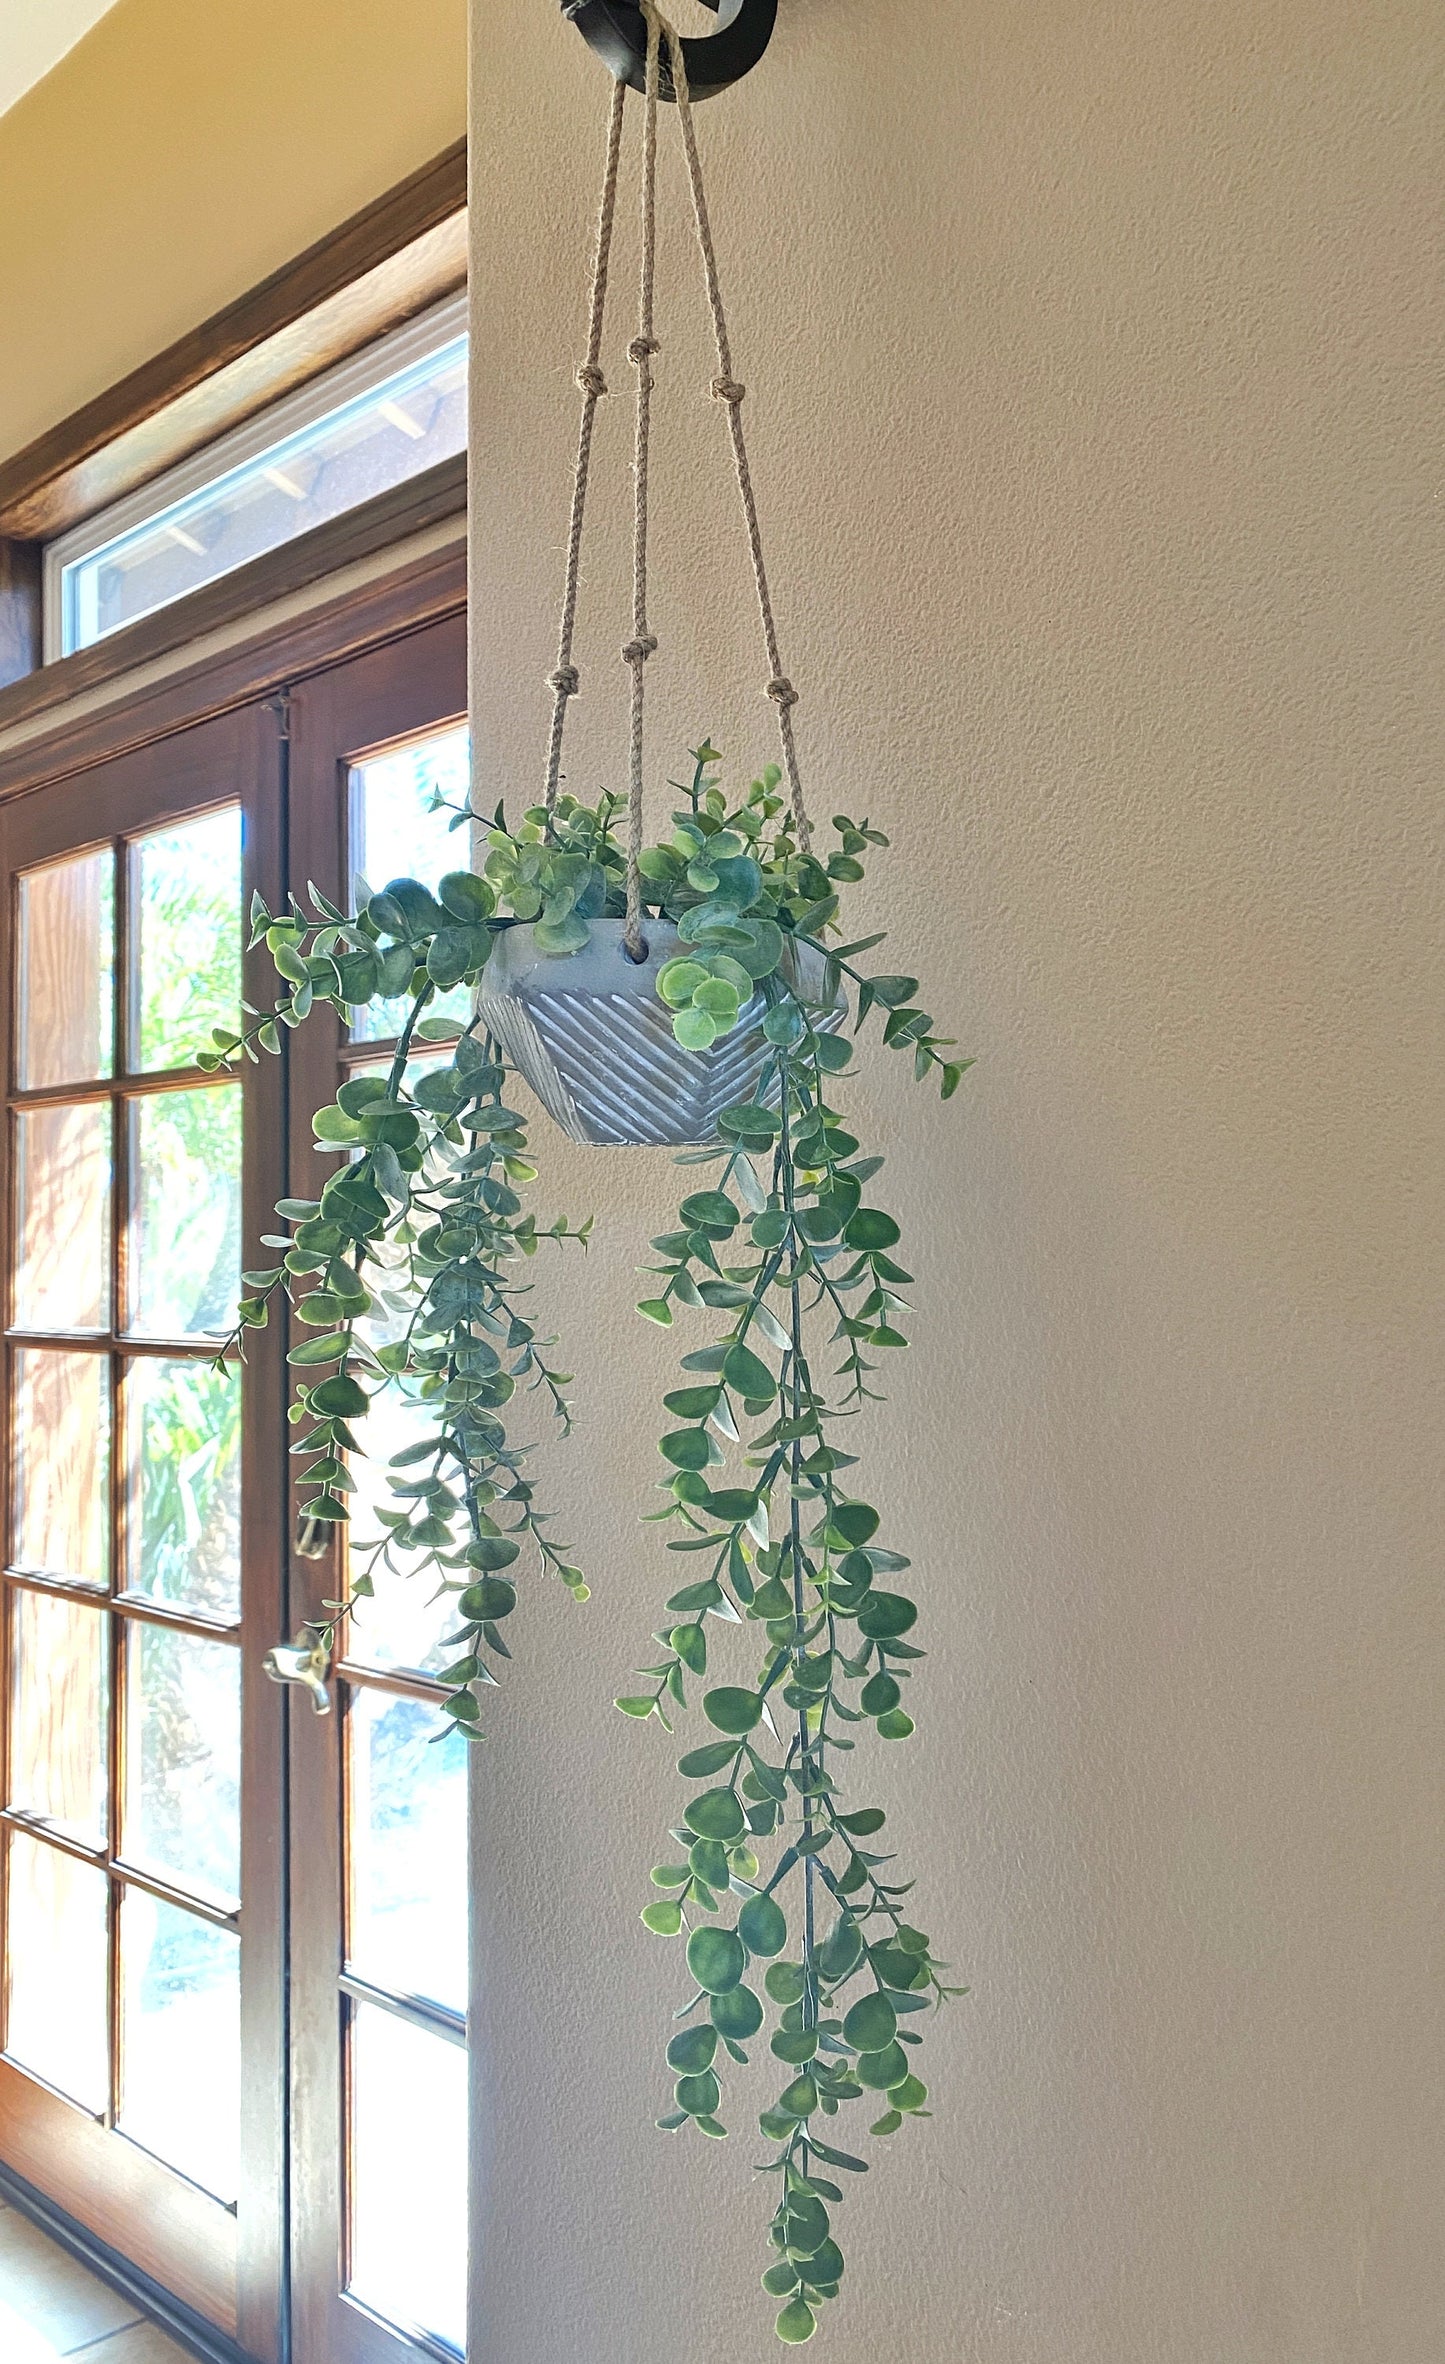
[0,610,471,2362]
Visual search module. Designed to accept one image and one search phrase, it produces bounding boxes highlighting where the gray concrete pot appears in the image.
[475,918,845,1147]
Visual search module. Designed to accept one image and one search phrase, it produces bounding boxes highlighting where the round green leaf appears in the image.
[684,1789,746,1841]
[458,1578,516,1622]
[657,958,710,1008]
[641,1900,682,1936]
[666,2024,718,2075]
[738,1892,787,1957]
[686,1926,746,1995]
[765,1961,807,2005]
[307,1373,370,1418]
[722,1341,776,1402]
[805,2239,845,2289]
[678,1190,738,1233]
[832,1500,880,1546]
[710,1983,764,2040]
[777,2075,818,2119]
[704,1686,762,1735]
[860,1672,901,1716]
[775,2300,816,2344]
[855,2040,909,2090]
[674,1005,718,1051]
[877,1707,916,1740]
[660,1429,711,1471]
[856,1591,918,1640]
[675,2070,721,2117]
[784,2197,830,2253]
[842,1992,898,2053]
[846,1207,901,1251]
[677,1741,738,1779]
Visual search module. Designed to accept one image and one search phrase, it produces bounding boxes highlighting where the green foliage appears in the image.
[203,871,591,1739]
[615,749,969,2342]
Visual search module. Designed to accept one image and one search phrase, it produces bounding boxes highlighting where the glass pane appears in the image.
[8,1588,109,1846]
[11,1349,109,1585]
[350,726,472,1040]
[124,1623,240,1906]
[13,1104,111,1331]
[345,1388,456,1677]
[5,1833,109,2110]
[16,850,114,1088]
[348,2007,467,2350]
[119,1890,239,2200]
[63,330,467,653]
[127,1086,240,1338]
[126,1358,241,1620]
[348,1690,467,2011]
[133,810,242,1072]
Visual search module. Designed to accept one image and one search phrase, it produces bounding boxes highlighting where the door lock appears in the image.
[262,1629,333,1715]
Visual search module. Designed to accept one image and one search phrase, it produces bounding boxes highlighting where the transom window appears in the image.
[44,293,467,660]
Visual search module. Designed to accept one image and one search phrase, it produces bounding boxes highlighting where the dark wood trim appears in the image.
[0,541,40,691]
[0,454,466,756]
[0,538,465,804]
[0,143,467,541]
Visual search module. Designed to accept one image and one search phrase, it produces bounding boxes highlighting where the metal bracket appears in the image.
[561,0,778,102]
[262,1629,333,1716]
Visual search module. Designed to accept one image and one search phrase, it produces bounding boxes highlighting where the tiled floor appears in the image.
[0,2199,194,2363]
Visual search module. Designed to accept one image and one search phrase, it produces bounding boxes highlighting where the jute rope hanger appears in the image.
[541,0,814,961]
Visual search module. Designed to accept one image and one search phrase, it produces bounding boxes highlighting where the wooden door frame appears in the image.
[285,616,469,2364]
[0,703,286,2351]
[0,545,466,2361]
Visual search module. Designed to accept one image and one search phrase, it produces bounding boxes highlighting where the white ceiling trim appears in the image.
[0,0,126,122]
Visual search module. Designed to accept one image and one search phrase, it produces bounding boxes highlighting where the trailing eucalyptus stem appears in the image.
[616,758,966,2344]
[203,873,590,1738]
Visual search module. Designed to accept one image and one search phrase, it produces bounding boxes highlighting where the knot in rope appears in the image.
[574,360,607,398]
[623,635,659,666]
[711,375,746,405]
[628,334,661,363]
[548,664,580,698]
[766,675,799,710]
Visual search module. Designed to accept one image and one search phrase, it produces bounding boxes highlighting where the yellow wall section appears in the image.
[0,0,466,464]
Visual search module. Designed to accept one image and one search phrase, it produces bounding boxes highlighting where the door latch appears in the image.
[262,1629,333,1715]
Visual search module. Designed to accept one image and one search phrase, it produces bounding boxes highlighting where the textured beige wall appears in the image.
[0,0,466,463]
[468,2,1443,2358]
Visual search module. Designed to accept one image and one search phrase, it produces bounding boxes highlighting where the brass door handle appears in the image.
[262,1630,333,1715]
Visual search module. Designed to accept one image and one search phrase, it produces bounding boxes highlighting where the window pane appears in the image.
[348,2007,467,2351]
[124,1623,240,1906]
[8,1588,109,1846]
[127,1086,240,1338]
[11,1349,109,1586]
[347,1691,467,2012]
[119,1890,238,2201]
[16,850,114,1088]
[132,810,242,1072]
[350,726,472,1040]
[5,1833,109,2111]
[345,1388,456,1677]
[62,329,467,653]
[126,1358,240,1620]
[13,1104,111,1332]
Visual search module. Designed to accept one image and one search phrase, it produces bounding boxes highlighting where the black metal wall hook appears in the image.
[562,0,778,102]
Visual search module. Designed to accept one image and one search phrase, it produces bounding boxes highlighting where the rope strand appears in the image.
[623,3,664,956]
[661,16,813,850]
[543,73,627,826]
